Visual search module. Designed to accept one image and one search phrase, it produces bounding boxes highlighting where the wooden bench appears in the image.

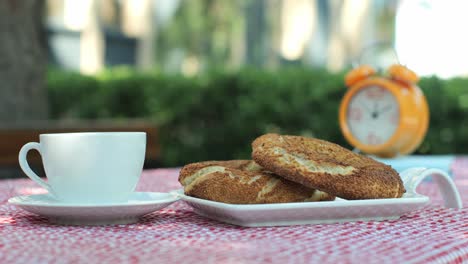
[0,119,159,178]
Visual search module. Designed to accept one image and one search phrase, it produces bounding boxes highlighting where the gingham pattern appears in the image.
[0,159,467,264]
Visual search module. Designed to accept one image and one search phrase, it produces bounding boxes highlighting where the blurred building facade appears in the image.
[46,0,468,78]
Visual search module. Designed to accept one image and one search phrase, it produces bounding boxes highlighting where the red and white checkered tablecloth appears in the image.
[0,158,467,264]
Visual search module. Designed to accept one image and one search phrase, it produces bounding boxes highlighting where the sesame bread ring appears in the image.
[252,134,405,200]
[179,160,334,204]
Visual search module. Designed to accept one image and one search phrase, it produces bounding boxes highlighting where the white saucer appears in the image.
[8,192,179,226]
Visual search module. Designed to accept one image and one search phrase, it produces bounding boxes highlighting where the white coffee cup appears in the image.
[18,132,146,203]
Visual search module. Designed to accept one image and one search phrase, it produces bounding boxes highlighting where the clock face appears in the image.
[346,85,400,145]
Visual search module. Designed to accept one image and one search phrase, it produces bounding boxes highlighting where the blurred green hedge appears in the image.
[47,68,468,166]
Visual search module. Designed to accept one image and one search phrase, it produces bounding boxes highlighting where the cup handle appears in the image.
[18,142,55,195]
[400,167,463,209]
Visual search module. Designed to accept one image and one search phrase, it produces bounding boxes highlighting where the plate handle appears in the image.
[400,167,463,209]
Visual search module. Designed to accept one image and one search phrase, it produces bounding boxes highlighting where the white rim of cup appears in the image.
[39,132,146,137]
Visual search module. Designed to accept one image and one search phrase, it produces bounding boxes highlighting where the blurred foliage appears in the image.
[47,68,468,166]
[157,0,246,70]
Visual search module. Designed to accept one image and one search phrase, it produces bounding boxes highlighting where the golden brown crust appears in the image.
[252,134,405,200]
[178,160,261,185]
[178,160,334,204]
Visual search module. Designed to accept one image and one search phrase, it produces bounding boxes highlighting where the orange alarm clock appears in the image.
[339,64,429,158]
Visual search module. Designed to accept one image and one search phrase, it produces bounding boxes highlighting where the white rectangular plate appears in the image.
[174,167,465,227]
[175,190,429,227]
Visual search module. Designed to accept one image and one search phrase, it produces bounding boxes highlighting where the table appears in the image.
[0,159,467,264]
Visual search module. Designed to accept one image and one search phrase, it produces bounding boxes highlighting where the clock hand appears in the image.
[378,105,393,114]
[369,102,380,119]
[361,103,373,113]
[373,102,379,112]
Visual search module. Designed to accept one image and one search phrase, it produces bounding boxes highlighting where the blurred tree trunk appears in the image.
[0,0,48,123]
[245,0,266,66]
